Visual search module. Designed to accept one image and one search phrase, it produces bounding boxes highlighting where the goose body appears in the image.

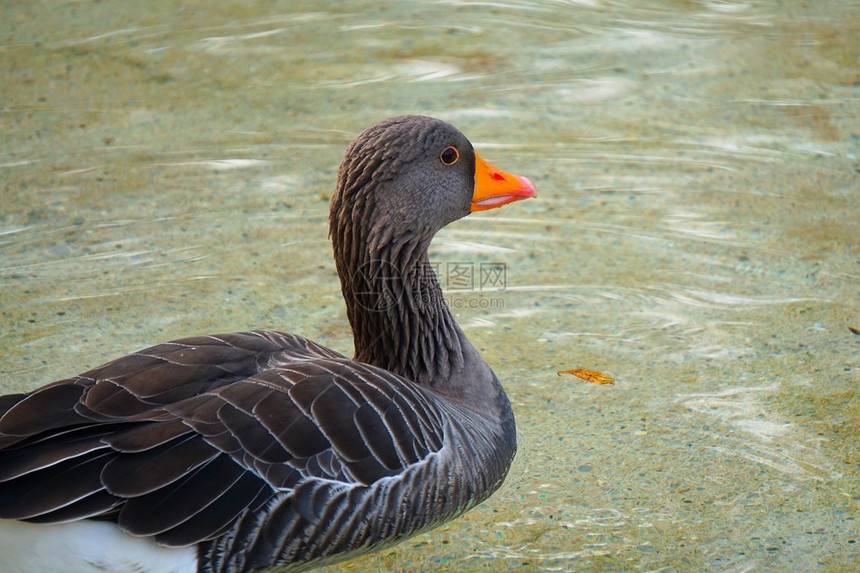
[0,116,536,572]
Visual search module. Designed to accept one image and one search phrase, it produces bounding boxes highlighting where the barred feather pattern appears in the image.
[0,330,515,572]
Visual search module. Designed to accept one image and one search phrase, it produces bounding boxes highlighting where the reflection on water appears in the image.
[1,0,857,571]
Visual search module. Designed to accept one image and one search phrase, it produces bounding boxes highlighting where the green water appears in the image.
[1,1,857,571]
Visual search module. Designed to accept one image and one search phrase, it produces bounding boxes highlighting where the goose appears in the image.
[0,115,536,572]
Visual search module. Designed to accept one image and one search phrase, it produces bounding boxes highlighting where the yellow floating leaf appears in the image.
[557,368,615,385]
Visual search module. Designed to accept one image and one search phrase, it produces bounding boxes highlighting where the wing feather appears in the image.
[0,453,114,519]
[118,455,246,537]
[0,330,449,555]
[101,434,219,496]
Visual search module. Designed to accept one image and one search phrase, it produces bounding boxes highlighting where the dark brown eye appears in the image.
[440,146,459,165]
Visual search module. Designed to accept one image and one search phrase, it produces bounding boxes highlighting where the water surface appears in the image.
[1,1,857,571]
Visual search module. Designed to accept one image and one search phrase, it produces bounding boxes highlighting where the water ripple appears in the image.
[646,284,831,309]
[675,385,839,480]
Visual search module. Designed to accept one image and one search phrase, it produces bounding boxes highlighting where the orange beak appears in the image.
[470,152,537,212]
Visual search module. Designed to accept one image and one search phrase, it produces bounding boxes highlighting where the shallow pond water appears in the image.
[1,1,858,571]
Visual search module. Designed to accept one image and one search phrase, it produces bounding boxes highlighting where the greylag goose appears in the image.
[0,115,536,572]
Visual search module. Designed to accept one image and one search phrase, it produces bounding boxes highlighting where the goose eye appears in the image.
[440,146,459,166]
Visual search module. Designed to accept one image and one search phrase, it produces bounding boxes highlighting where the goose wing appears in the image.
[0,330,446,548]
